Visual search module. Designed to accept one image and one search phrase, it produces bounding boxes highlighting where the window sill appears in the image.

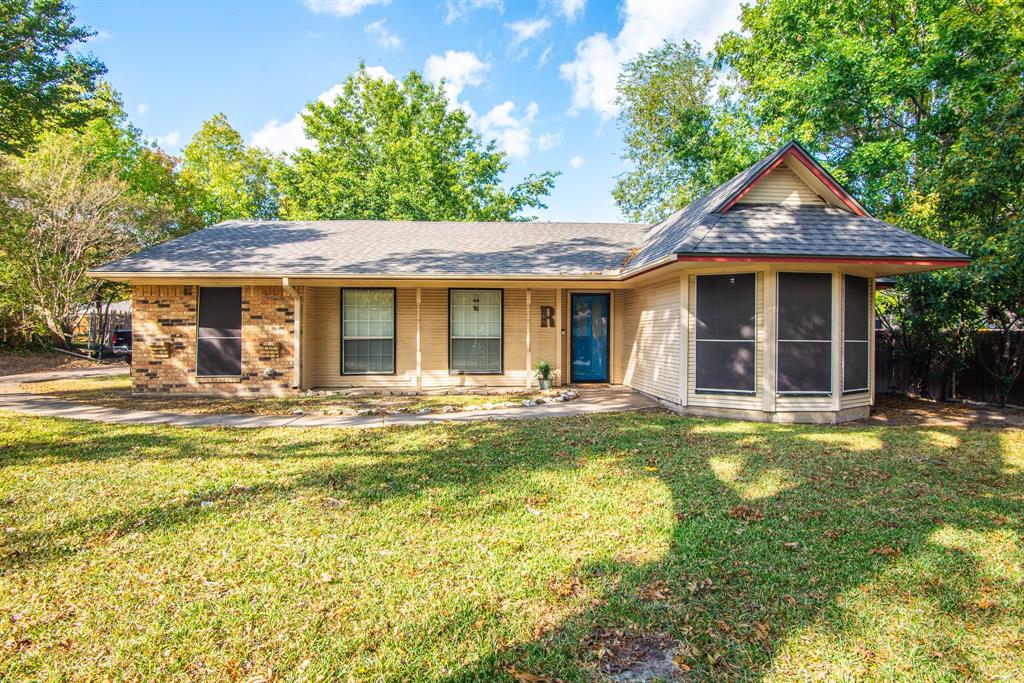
[197,376,242,384]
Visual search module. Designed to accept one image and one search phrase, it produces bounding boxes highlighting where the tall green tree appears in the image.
[180,114,281,224]
[0,0,106,155]
[281,67,557,221]
[614,41,767,222]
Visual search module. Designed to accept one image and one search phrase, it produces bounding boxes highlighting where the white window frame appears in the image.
[341,288,396,376]
[694,273,757,395]
[448,288,503,375]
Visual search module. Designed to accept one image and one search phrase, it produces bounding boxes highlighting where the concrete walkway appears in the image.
[0,367,661,429]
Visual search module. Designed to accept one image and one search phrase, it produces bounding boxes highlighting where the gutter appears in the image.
[281,277,301,389]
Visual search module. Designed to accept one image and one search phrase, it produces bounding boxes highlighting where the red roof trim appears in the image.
[677,255,969,266]
[719,146,867,217]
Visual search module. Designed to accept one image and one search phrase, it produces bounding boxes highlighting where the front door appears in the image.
[570,293,610,383]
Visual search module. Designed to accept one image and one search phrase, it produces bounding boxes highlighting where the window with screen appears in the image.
[843,275,870,393]
[197,287,242,377]
[342,289,395,374]
[695,273,756,393]
[450,289,502,374]
[777,272,832,395]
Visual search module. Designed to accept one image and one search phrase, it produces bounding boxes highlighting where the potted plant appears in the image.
[534,360,554,390]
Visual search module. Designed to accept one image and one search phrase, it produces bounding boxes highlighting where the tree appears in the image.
[614,41,767,222]
[0,85,198,347]
[280,67,557,221]
[180,114,282,224]
[0,0,106,155]
[0,135,143,346]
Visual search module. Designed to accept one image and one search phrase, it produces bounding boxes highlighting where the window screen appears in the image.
[342,289,395,374]
[777,273,832,394]
[843,275,870,393]
[450,289,502,374]
[197,287,242,376]
[695,273,756,393]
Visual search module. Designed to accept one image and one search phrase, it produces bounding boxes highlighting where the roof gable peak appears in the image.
[717,141,869,217]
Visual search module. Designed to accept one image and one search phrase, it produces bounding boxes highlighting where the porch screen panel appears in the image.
[843,275,870,392]
[777,273,832,394]
[450,289,502,373]
[342,288,395,374]
[197,287,242,376]
[695,274,756,393]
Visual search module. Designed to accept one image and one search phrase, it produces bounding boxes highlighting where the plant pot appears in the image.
[538,379,552,390]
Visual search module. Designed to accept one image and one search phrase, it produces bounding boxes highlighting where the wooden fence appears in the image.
[875,330,1024,406]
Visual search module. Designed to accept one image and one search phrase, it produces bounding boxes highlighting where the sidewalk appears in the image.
[0,368,660,429]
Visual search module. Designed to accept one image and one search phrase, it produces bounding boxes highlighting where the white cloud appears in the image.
[569,155,585,169]
[302,0,390,17]
[444,0,502,24]
[156,131,180,148]
[477,101,538,159]
[136,103,148,116]
[558,0,585,21]
[506,17,550,49]
[364,18,401,49]
[559,0,741,117]
[537,45,553,67]
[88,29,112,43]
[250,67,395,155]
[425,50,490,107]
[537,131,562,150]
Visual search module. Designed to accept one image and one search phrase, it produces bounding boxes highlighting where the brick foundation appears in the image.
[132,284,295,396]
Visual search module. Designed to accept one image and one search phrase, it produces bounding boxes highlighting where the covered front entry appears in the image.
[570,293,610,383]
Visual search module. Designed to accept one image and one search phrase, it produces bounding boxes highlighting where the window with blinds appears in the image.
[695,273,756,393]
[197,287,242,377]
[341,288,395,374]
[777,272,832,395]
[843,275,870,393]
[449,289,502,374]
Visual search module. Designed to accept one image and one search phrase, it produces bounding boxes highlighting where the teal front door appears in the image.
[570,293,610,383]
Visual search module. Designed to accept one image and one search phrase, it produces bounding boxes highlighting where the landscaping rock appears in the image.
[439,405,457,413]
[521,399,537,407]
[416,407,434,414]
[292,409,304,415]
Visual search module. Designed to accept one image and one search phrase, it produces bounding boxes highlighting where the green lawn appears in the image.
[18,374,547,415]
[0,411,1021,681]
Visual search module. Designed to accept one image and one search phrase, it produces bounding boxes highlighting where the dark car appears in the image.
[112,329,132,364]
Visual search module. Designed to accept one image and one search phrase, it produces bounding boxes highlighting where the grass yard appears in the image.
[17,374,546,415]
[1,411,1022,681]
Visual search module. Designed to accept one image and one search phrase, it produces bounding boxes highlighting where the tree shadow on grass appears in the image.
[433,419,1024,681]
[1,413,1021,680]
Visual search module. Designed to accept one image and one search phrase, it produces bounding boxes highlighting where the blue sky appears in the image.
[76,0,742,222]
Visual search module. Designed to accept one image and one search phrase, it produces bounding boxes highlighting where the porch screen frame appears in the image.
[694,273,757,395]
[776,272,833,396]
[196,286,243,377]
[340,287,396,376]
[448,288,504,375]
[843,274,871,394]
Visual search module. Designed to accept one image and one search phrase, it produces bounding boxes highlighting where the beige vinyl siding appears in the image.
[622,276,681,403]
[686,270,766,410]
[736,166,824,206]
[529,289,558,381]
[302,286,558,389]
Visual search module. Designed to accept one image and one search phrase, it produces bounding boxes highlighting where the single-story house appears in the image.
[89,142,968,423]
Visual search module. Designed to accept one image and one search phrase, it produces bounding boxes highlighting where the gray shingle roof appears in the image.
[92,220,650,276]
[92,142,967,278]
[671,204,968,260]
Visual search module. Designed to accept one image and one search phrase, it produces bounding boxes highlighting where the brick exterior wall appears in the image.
[132,284,295,395]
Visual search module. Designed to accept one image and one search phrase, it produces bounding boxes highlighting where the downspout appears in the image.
[282,277,301,390]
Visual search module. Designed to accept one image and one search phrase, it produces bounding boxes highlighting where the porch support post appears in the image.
[678,274,689,406]
[554,288,563,386]
[869,277,876,406]
[831,269,842,412]
[416,287,422,392]
[525,288,532,389]
[281,277,301,389]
